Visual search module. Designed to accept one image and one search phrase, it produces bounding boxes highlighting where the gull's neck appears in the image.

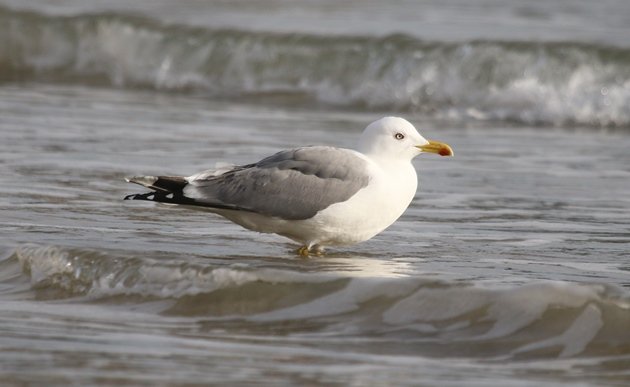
[363,152,413,170]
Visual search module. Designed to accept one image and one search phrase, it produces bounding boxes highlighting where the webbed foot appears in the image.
[296,245,325,257]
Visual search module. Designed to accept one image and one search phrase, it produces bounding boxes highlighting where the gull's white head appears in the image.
[357,117,453,161]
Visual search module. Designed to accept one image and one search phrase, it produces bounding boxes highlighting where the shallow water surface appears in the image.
[1,1,630,385]
[1,85,629,386]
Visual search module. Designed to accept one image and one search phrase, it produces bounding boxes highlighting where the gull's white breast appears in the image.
[291,156,419,246]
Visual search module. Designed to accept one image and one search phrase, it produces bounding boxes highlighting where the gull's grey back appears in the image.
[185,146,370,220]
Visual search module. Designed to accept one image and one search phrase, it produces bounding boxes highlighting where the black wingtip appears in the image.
[124,192,156,201]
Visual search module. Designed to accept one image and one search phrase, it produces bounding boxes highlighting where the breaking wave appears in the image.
[10,245,630,359]
[1,6,629,127]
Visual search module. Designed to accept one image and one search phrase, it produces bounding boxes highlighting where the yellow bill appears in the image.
[417,140,454,157]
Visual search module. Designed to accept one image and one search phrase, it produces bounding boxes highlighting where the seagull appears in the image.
[124,117,453,255]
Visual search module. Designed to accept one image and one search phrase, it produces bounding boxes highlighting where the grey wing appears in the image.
[183,146,371,220]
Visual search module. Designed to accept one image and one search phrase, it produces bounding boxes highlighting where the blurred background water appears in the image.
[1,1,629,386]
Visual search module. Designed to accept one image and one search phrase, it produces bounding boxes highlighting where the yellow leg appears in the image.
[296,245,325,257]
[312,245,325,256]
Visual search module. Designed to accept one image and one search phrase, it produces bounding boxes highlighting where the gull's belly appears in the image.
[296,164,418,246]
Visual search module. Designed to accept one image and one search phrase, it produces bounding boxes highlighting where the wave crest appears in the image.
[1,6,630,127]
[11,244,630,360]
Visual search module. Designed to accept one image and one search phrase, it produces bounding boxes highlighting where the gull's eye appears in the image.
[394,132,405,140]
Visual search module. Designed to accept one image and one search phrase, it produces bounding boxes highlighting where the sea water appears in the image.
[1,2,629,386]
